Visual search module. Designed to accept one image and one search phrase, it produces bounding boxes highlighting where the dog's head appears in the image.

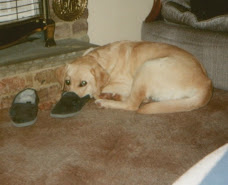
[56,57,109,98]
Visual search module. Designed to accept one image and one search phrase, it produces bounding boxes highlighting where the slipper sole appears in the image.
[11,117,37,127]
[50,112,79,118]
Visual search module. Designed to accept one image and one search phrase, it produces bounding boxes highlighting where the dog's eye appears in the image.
[65,80,71,85]
[79,81,87,87]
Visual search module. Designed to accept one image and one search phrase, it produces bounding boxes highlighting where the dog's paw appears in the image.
[95,99,109,109]
[99,93,121,101]
[99,93,112,100]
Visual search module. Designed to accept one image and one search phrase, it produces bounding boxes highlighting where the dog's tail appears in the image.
[137,81,212,114]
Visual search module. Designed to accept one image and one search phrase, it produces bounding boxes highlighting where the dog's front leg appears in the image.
[95,99,138,111]
[101,82,132,101]
[95,86,145,111]
[95,74,147,111]
[99,93,122,101]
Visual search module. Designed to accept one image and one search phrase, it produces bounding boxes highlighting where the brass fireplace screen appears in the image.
[0,0,56,49]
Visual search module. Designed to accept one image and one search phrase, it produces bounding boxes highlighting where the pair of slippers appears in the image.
[9,88,90,127]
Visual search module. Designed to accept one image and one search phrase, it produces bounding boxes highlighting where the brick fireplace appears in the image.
[0,0,95,110]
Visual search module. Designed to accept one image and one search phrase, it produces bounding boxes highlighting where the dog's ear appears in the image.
[55,65,67,90]
[91,64,109,89]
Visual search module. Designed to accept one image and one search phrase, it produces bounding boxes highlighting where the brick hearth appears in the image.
[0,39,96,110]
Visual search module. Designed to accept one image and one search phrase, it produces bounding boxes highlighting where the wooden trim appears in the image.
[145,0,162,23]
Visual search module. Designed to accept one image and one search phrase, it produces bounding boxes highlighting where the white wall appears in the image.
[88,0,154,45]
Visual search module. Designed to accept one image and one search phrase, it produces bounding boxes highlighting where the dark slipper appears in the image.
[9,88,39,127]
[50,92,90,118]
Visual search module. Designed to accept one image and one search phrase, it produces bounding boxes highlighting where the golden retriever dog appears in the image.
[56,41,212,114]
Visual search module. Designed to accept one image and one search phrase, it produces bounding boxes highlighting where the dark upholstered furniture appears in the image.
[142,0,228,91]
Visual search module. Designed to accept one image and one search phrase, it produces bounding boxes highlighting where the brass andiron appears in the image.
[0,0,56,49]
[53,0,88,21]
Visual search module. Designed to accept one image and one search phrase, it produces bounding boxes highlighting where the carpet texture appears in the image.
[0,89,227,185]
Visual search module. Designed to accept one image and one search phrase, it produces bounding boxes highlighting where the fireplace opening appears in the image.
[0,0,90,68]
[0,0,56,50]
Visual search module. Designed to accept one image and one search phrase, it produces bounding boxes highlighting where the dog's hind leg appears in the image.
[137,85,212,114]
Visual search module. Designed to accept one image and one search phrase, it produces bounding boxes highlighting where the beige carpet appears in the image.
[0,89,227,185]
